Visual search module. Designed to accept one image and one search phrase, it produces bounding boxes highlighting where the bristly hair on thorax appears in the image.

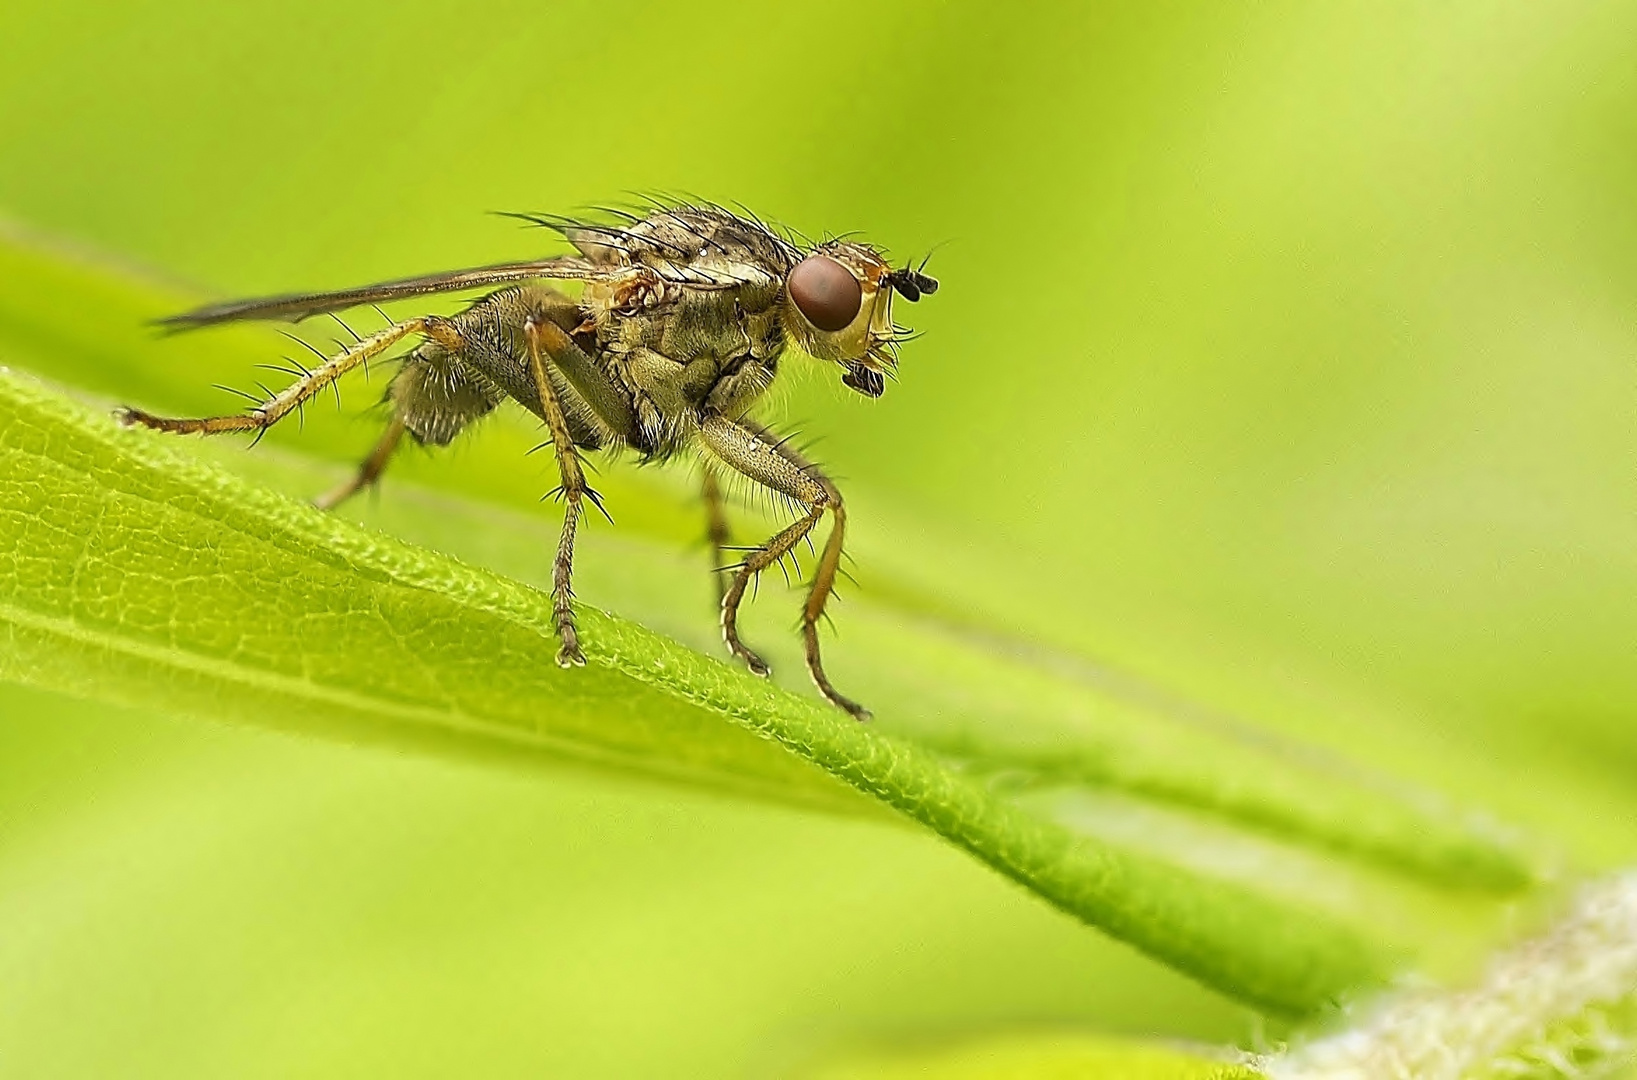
[496,195,936,373]
[498,196,807,288]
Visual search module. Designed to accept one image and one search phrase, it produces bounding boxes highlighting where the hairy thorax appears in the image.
[585,271,786,458]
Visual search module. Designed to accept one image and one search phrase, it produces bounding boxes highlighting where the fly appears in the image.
[120,201,938,720]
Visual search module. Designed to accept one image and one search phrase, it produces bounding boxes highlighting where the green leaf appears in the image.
[0,231,1547,1018]
[5,2,1637,1074]
[0,365,1390,1015]
[0,230,1537,893]
[1269,873,1637,1080]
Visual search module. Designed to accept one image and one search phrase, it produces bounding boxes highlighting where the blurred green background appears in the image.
[3,1,1636,1076]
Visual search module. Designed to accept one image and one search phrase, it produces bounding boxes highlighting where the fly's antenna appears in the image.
[885,265,939,302]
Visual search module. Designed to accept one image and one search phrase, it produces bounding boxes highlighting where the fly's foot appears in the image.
[554,607,585,668]
[556,636,587,668]
[804,623,871,721]
[115,404,268,436]
[550,579,585,665]
[820,686,871,722]
[838,701,872,722]
[726,637,771,678]
[721,582,772,677]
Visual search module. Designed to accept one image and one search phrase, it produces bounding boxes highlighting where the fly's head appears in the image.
[780,241,938,399]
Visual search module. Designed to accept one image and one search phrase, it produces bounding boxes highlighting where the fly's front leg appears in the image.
[523,316,602,668]
[696,414,868,720]
[118,317,439,438]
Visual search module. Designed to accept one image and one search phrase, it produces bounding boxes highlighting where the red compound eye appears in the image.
[788,256,862,332]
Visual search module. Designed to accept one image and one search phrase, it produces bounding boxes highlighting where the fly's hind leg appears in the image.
[119,317,439,438]
[696,413,867,720]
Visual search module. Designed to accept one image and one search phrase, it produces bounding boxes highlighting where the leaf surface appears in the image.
[0,233,1547,1016]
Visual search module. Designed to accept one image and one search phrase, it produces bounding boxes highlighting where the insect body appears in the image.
[121,203,938,719]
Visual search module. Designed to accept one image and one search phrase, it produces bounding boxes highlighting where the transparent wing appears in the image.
[159,256,609,329]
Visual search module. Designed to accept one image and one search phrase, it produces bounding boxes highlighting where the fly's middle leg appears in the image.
[523,316,604,668]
